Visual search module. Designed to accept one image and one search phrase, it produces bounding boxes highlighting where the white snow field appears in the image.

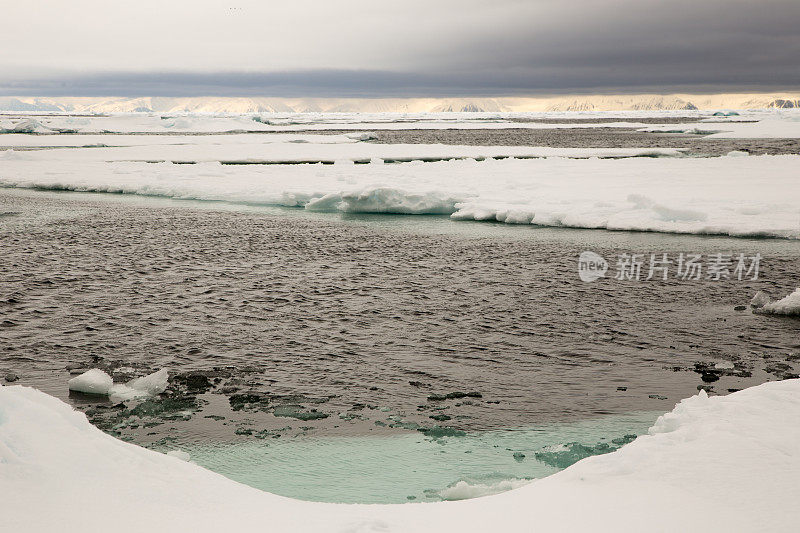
[2,380,799,532]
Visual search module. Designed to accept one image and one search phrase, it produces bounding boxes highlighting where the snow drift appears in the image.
[1,380,800,532]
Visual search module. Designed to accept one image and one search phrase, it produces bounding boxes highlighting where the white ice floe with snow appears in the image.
[2,380,800,532]
[0,132,377,148]
[1,109,797,135]
[0,113,647,134]
[2,152,798,238]
[640,115,800,138]
[67,368,168,401]
[0,139,685,164]
[1,112,799,238]
[757,288,800,316]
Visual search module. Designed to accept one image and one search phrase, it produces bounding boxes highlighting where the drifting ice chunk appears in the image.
[109,368,169,401]
[346,132,377,141]
[68,369,113,395]
[758,288,800,316]
[126,369,169,396]
[67,368,168,400]
[750,291,771,309]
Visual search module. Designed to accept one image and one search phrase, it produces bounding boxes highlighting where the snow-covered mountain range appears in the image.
[1,94,799,113]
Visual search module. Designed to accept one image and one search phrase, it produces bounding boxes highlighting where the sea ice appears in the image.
[2,150,799,238]
[67,369,113,395]
[0,118,53,134]
[757,288,800,316]
[119,368,169,396]
[2,379,799,532]
[750,291,772,309]
[66,368,168,400]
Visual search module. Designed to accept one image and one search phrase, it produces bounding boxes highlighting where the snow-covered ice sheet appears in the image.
[2,152,798,238]
[2,110,798,136]
[640,115,800,139]
[0,114,651,134]
[0,143,685,164]
[2,380,799,532]
[0,132,375,148]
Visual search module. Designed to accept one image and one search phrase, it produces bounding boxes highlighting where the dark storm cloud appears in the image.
[2,0,798,96]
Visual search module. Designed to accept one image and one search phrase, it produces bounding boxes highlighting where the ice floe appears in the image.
[640,115,800,139]
[757,288,800,316]
[2,379,799,531]
[67,368,113,395]
[67,368,168,401]
[2,153,798,238]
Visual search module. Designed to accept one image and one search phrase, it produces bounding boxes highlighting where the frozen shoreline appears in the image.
[2,379,799,532]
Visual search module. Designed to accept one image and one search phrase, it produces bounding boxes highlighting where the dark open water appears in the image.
[1,189,798,446]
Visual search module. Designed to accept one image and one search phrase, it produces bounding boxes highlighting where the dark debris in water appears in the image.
[427,391,483,402]
[417,426,467,439]
[273,405,329,421]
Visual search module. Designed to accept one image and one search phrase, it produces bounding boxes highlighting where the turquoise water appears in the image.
[176,411,660,504]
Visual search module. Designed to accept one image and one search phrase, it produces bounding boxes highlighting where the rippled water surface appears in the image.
[1,188,798,501]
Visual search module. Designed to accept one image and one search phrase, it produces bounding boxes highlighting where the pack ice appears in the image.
[67,368,168,401]
[1,380,799,532]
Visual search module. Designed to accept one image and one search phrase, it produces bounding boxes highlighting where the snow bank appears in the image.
[67,368,168,401]
[758,288,800,316]
[2,380,800,532]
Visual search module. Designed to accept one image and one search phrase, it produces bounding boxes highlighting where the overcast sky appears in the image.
[3,0,799,96]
